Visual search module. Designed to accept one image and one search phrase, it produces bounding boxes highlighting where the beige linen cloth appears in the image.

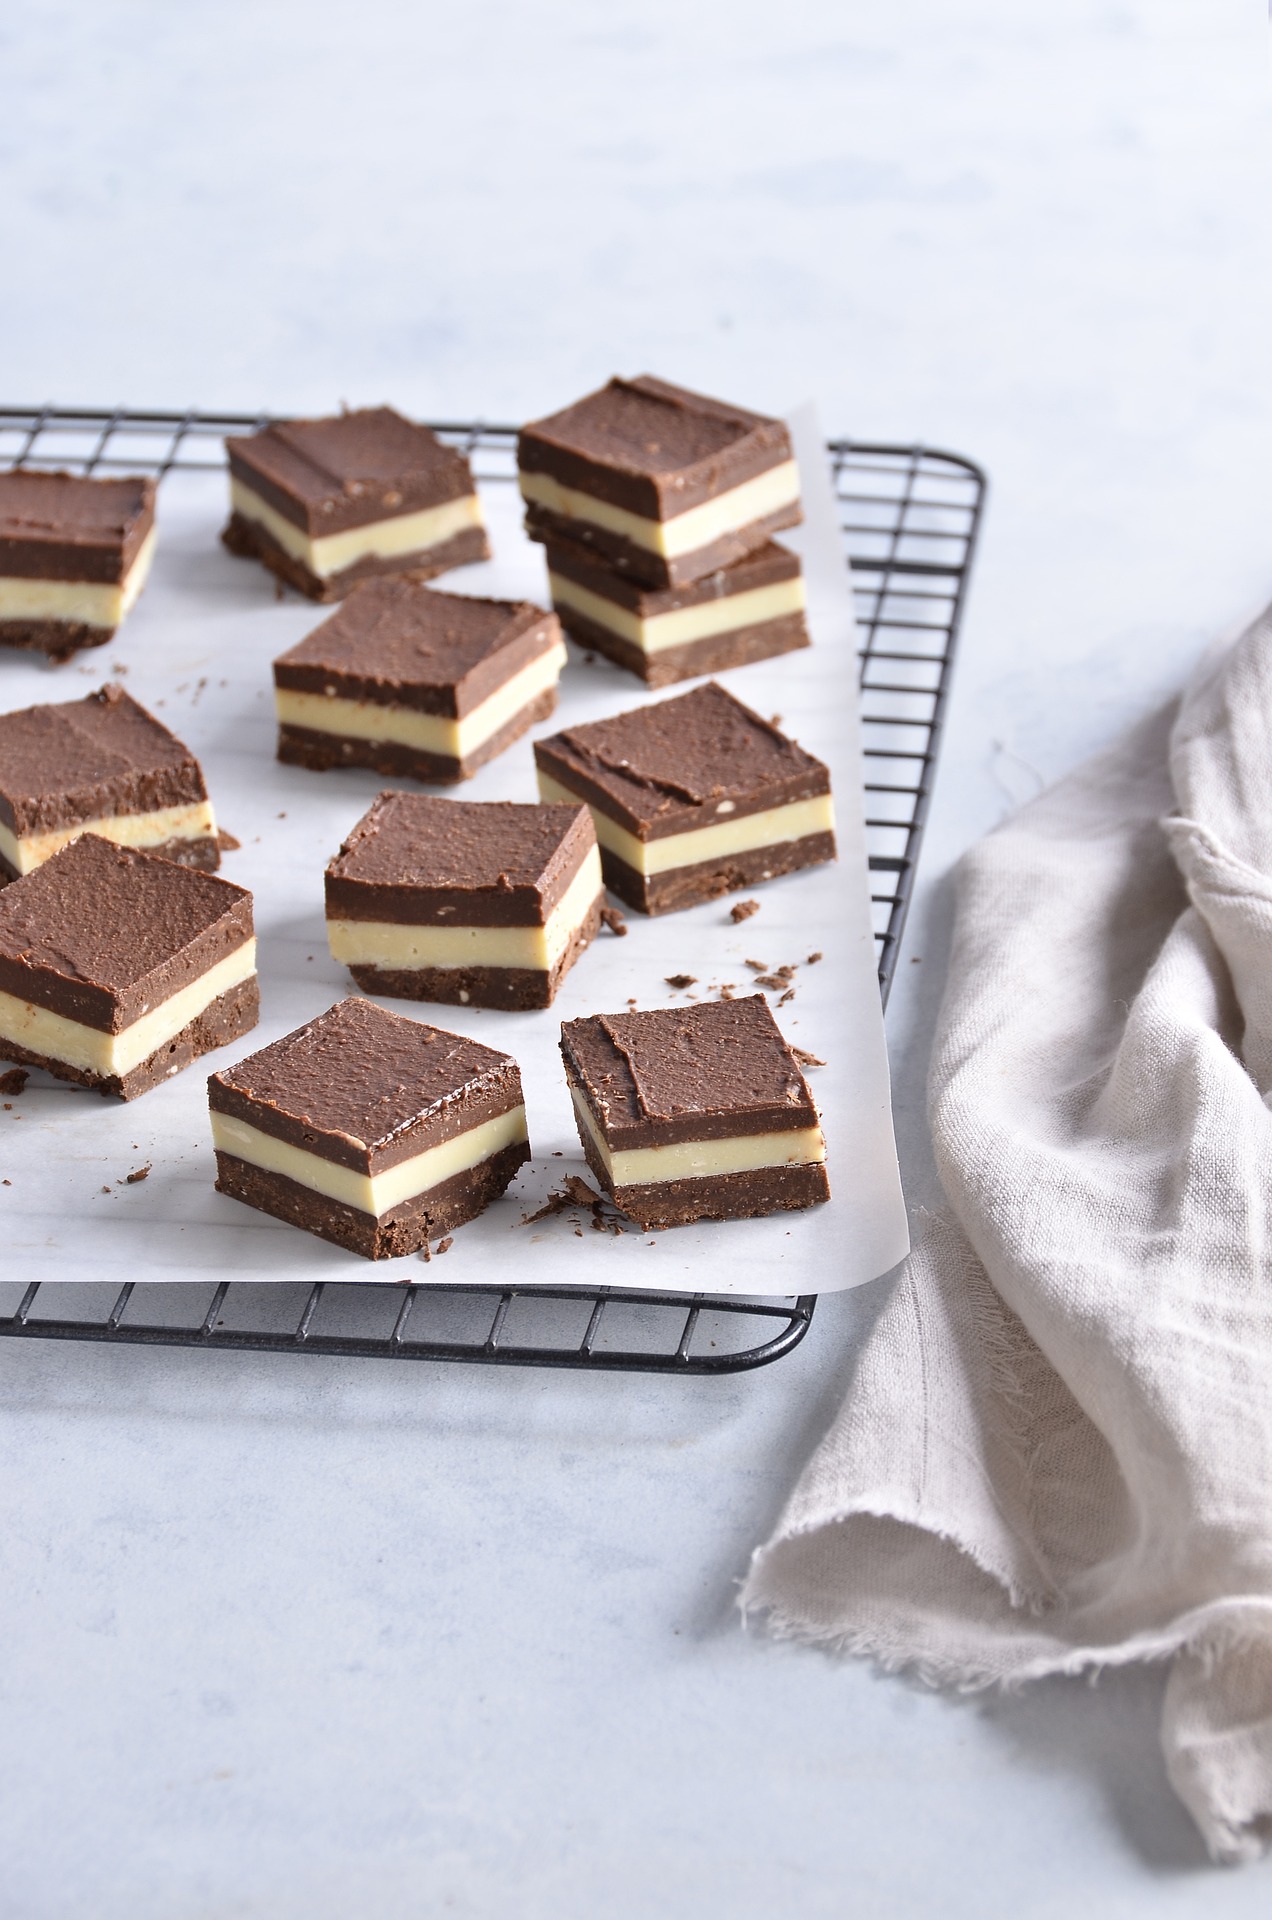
[743,609,1272,1863]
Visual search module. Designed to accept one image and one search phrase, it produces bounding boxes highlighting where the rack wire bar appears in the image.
[0,407,985,1375]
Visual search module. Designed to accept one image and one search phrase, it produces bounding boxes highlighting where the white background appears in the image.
[2,2,1271,1914]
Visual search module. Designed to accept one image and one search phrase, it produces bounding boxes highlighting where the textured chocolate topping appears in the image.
[0,470,155,584]
[326,792,596,928]
[0,684,208,837]
[225,408,477,535]
[209,996,523,1173]
[273,578,560,719]
[561,995,817,1150]
[535,681,829,839]
[545,534,801,616]
[518,376,793,520]
[0,834,253,1033]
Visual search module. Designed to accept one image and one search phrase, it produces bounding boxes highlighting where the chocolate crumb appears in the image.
[217,828,242,853]
[276,811,287,820]
[774,964,797,981]
[769,714,782,727]
[124,1164,152,1184]
[436,1236,453,1256]
[778,988,796,1006]
[600,906,628,938]
[744,959,768,972]
[0,1068,28,1096]
[791,1047,826,1068]
[664,974,697,990]
[111,661,128,675]
[753,974,786,991]
[574,1226,584,1237]
[807,951,823,965]
[417,1240,432,1262]
[717,983,736,1000]
[2,1178,9,1185]
[101,1186,111,1195]
[730,899,760,923]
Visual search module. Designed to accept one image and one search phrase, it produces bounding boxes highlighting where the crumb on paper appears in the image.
[111,661,128,675]
[744,958,768,972]
[2,1178,10,1186]
[100,1186,111,1195]
[574,1226,584,1237]
[417,1240,431,1262]
[600,906,628,938]
[730,899,760,923]
[774,964,797,981]
[435,1236,453,1256]
[769,714,783,727]
[664,974,696,990]
[753,974,786,991]
[0,1068,29,1097]
[791,1047,826,1068]
[911,955,921,964]
[778,988,796,1006]
[717,983,736,1000]
[276,812,287,820]
[217,828,242,852]
[123,1164,152,1184]
[807,951,823,965]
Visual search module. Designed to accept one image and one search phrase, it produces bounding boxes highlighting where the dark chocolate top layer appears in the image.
[326,792,598,928]
[0,470,155,584]
[0,684,208,837]
[518,376,793,521]
[273,578,561,719]
[534,681,830,841]
[209,996,523,1173]
[226,407,477,536]
[0,834,253,1033]
[545,534,801,617]
[561,995,818,1150]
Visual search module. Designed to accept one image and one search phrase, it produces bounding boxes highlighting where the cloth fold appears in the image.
[743,608,1272,1863]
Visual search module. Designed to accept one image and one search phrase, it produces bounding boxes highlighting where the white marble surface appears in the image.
[2,2,1272,1912]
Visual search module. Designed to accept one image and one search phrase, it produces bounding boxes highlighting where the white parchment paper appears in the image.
[0,412,908,1294]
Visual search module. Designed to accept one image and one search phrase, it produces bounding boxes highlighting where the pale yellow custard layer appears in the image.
[230,478,485,580]
[277,643,566,763]
[536,772,835,878]
[327,846,603,976]
[519,460,800,559]
[571,1087,825,1187]
[548,570,806,654]
[211,1102,528,1218]
[0,524,157,630]
[0,940,256,1081]
[0,799,217,877]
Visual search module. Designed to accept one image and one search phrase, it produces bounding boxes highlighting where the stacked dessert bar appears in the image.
[518,376,812,687]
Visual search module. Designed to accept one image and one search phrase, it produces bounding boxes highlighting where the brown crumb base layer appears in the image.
[597,830,836,916]
[277,687,559,785]
[575,1127,830,1230]
[213,1136,531,1259]
[221,511,491,603]
[0,617,115,664]
[345,897,602,1011]
[525,501,801,591]
[0,974,259,1101]
[556,606,809,688]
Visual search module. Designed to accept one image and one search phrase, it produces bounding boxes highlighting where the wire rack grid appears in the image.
[0,406,985,1375]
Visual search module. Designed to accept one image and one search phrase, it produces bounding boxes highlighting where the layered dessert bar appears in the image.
[209,996,531,1259]
[0,834,257,1100]
[0,469,156,661]
[544,533,809,687]
[0,683,220,883]
[534,680,835,914]
[222,406,490,601]
[274,578,567,784]
[560,995,829,1230]
[325,792,603,1011]
[517,376,801,590]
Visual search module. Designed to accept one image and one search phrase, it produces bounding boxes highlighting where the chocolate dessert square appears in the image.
[208,996,530,1259]
[544,534,809,687]
[0,683,220,884]
[0,834,257,1100]
[325,792,603,1011]
[0,469,156,661]
[274,578,567,784]
[518,376,801,590]
[560,995,829,1230]
[222,406,490,601]
[533,680,835,915]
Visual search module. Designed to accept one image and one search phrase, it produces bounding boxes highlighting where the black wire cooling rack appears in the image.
[0,406,985,1375]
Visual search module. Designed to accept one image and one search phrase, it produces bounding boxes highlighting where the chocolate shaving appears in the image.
[664,974,697,989]
[600,906,628,937]
[0,1068,29,1096]
[791,1047,825,1068]
[730,899,760,923]
[522,1175,624,1234]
